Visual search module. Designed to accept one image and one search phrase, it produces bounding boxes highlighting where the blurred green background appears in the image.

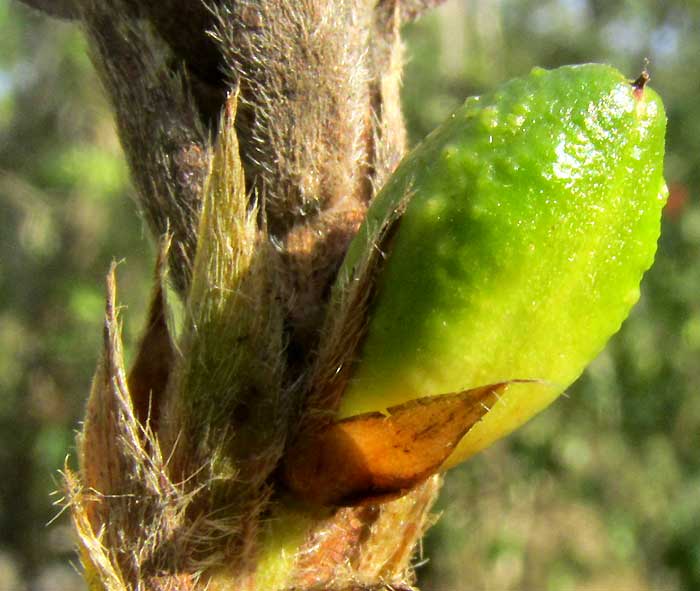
[1,0,699,589]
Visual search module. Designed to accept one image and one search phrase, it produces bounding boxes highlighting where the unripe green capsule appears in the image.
[337,64,667,468]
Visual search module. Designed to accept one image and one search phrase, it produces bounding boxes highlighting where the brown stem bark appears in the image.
[20,0,449,589]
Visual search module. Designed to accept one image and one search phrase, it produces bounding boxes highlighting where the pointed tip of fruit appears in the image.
[632,69,650,100]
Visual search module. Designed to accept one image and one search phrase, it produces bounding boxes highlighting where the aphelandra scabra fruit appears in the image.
[285,64,667,506]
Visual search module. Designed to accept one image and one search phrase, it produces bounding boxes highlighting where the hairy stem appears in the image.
[19,0,453,588]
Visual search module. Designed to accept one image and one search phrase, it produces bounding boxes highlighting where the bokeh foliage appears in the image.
[1,0,699,589]
[0,2,150,588]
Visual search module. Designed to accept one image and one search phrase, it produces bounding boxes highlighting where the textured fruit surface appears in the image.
[337,64,667,467]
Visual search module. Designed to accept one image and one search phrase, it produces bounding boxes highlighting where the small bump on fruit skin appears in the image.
[336,64,667,467]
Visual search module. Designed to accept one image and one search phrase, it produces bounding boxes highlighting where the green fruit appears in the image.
[337,64,667,467]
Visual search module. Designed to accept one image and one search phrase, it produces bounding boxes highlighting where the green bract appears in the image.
[337,64,667,467]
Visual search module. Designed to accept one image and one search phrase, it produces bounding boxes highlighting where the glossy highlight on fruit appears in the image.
[337,64,667,468]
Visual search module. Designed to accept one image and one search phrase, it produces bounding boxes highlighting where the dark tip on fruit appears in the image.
[632,67,650,100]
[632,70,650,90]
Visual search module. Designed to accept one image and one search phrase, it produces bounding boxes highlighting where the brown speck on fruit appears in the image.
[632,69,650,100]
